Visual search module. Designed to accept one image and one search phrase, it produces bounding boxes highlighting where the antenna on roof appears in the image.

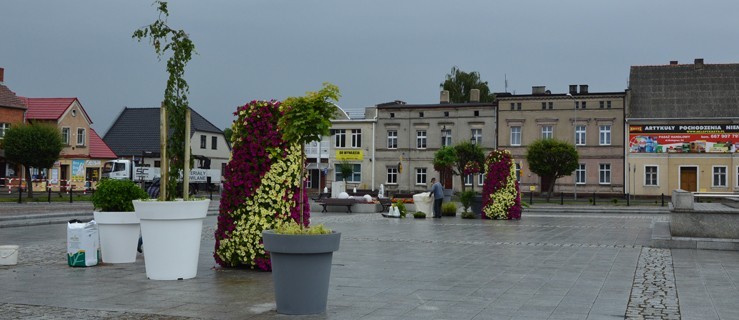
[504,74,508,93]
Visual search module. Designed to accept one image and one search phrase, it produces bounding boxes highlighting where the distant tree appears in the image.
[223,127,232,142]
[525,139,579,201]
[441,66,495,103]
[2,124,64,199]
[432,146,456,189]
[453,142,485,192]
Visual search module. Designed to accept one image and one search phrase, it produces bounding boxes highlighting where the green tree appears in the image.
[133,1,196,200]
[525,139,579,201]
[337,161,354,183]
[432,146,455,189]
[2,124,63,199]
[441,66,495,103]
[454,142,485,191]
[223,127,233,143]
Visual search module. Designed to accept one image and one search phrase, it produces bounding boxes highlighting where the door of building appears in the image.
[442,168,453,189]
[60,165,69,191]
[680,167,698,192]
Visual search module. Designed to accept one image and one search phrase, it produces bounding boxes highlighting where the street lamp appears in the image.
[566,93,578,201]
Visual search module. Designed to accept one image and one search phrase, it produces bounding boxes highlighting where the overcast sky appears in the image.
[2,1,739,135]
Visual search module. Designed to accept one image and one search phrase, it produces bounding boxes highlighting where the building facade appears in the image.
[496,85,626,196]
[626,59,739,196]
[0,67,28,185]
[372,93,497,195]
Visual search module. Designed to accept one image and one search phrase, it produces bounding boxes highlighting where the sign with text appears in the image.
[629,124,739,153]
[336,150,364,161]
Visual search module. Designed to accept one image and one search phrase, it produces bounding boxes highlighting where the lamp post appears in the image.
[566,93,577,201]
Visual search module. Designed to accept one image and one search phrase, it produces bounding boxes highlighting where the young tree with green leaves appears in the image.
[454,142,485,192]
[133,0,195,200]
[432,146,455,189]
[2,124,63,199]
[441,66,495,103]
[525,139,579,201]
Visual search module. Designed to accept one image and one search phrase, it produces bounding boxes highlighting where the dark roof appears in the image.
[103,107,223,157]
[0,84,26,109]
[629,62,739,118]
[376,101,496,109]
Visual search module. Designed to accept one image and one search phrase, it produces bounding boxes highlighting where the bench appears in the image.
[378,198,393,212]
[318,198,356,213]
[311,192,330,201]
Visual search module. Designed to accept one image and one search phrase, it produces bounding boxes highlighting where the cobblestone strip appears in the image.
[0,303,196,320]
[344,236,642,249]
[625,247,680,319]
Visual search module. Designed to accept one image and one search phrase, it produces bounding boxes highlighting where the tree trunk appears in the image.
[24,166,33,199]
[546,177,557,202]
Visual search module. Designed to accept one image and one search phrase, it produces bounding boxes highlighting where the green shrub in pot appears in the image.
[92,179,149,212]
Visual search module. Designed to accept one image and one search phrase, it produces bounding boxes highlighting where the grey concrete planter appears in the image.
[262,230,341,315]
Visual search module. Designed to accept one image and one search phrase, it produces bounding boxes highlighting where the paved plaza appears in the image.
[0,204,738,319]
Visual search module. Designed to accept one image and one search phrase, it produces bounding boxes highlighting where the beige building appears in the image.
[626,59,739,196]
[322,107,377,191]
[372,91,496,195]
[497,85,626,196]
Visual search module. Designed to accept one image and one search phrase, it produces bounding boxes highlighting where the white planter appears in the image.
[133,199,210,280]
[93,211,140,264]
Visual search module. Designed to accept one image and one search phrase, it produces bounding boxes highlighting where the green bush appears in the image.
[459,190,475,211]
[441,202,457,216]
[275,220,332,235]
[91,179,149,212]
[394,200,407,218]
[413,211,426,218]
[461,211,476,219]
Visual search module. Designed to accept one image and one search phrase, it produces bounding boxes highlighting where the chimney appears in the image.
[469,89,480,102]
[694,58,704,70]
[579,84,588,94]
[0,67,4,83]
[669,60,678,65]
[532,86,546,95]
[440,90,450,103]
[569,85,578,95]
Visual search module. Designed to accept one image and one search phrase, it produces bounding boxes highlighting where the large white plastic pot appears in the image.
[93,211,140,263]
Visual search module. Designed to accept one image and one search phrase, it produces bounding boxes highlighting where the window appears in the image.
[576,164,586,184]
[444,111,449,117]
[441,129,452,147]
[335,163,361,183]
[211,136,217,150]
[515,163,521,181]
[387,130,397,149]
[390,113,395,118]
[575,125,586,146]
[419,112,424,118]
[541,102,547,110]
[478,173,485,185]
[713,166,727,187]
[607,101,612,109]
[334,129,346,148]
[76,128,86,146]
[474,110,479,117]
[415,168,427,185]
[155,160,161,168]
[0,123,9,138]
[464,174,473,186]
[416,130,427,149]
[387,167,398,184]
[600,101,605,109]
[548,102,553,109]
[200,135,206,149]
[542,102,552,110]
[510,126,521,146]
[645,166,658,186]
[599,125,611,145]
[581,101,587,109]
[471,129,482,145]
[351,129,362,148]
[61,127,70,145]
[599,163,611,184]
[575,101,580,109]
[541,126,553,139]
[510,103,515,110]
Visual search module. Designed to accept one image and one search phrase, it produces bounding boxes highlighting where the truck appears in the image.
[101,159,221,192]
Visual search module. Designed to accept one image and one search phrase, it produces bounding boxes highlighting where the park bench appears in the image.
[311,192,330,201]
[318,198,356,213]
[378,197,393,212]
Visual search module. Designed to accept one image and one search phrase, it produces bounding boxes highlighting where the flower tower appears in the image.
[214,100,308,270]
[481,149,522,220]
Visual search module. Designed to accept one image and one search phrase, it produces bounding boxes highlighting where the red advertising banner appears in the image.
[629,125,739,153]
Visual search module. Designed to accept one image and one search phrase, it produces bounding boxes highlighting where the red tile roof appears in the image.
[24,97,92,123]
[89,129,117,159]
[0,84,26,109]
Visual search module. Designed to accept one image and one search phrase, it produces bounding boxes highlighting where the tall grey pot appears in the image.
[262,230,341,315]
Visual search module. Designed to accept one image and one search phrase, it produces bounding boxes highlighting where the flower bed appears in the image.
[481,149,522,220]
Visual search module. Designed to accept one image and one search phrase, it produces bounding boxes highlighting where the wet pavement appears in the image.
[0,203,738,319]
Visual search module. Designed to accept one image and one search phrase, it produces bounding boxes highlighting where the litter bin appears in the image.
[413,192,434,215]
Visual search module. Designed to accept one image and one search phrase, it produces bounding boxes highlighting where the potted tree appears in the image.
[131,1,210,280]
[260,83,342,315]
[92,179,149,263]
[454,142,485,215]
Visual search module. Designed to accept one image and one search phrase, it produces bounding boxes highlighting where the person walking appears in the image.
[429,177,443,218]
